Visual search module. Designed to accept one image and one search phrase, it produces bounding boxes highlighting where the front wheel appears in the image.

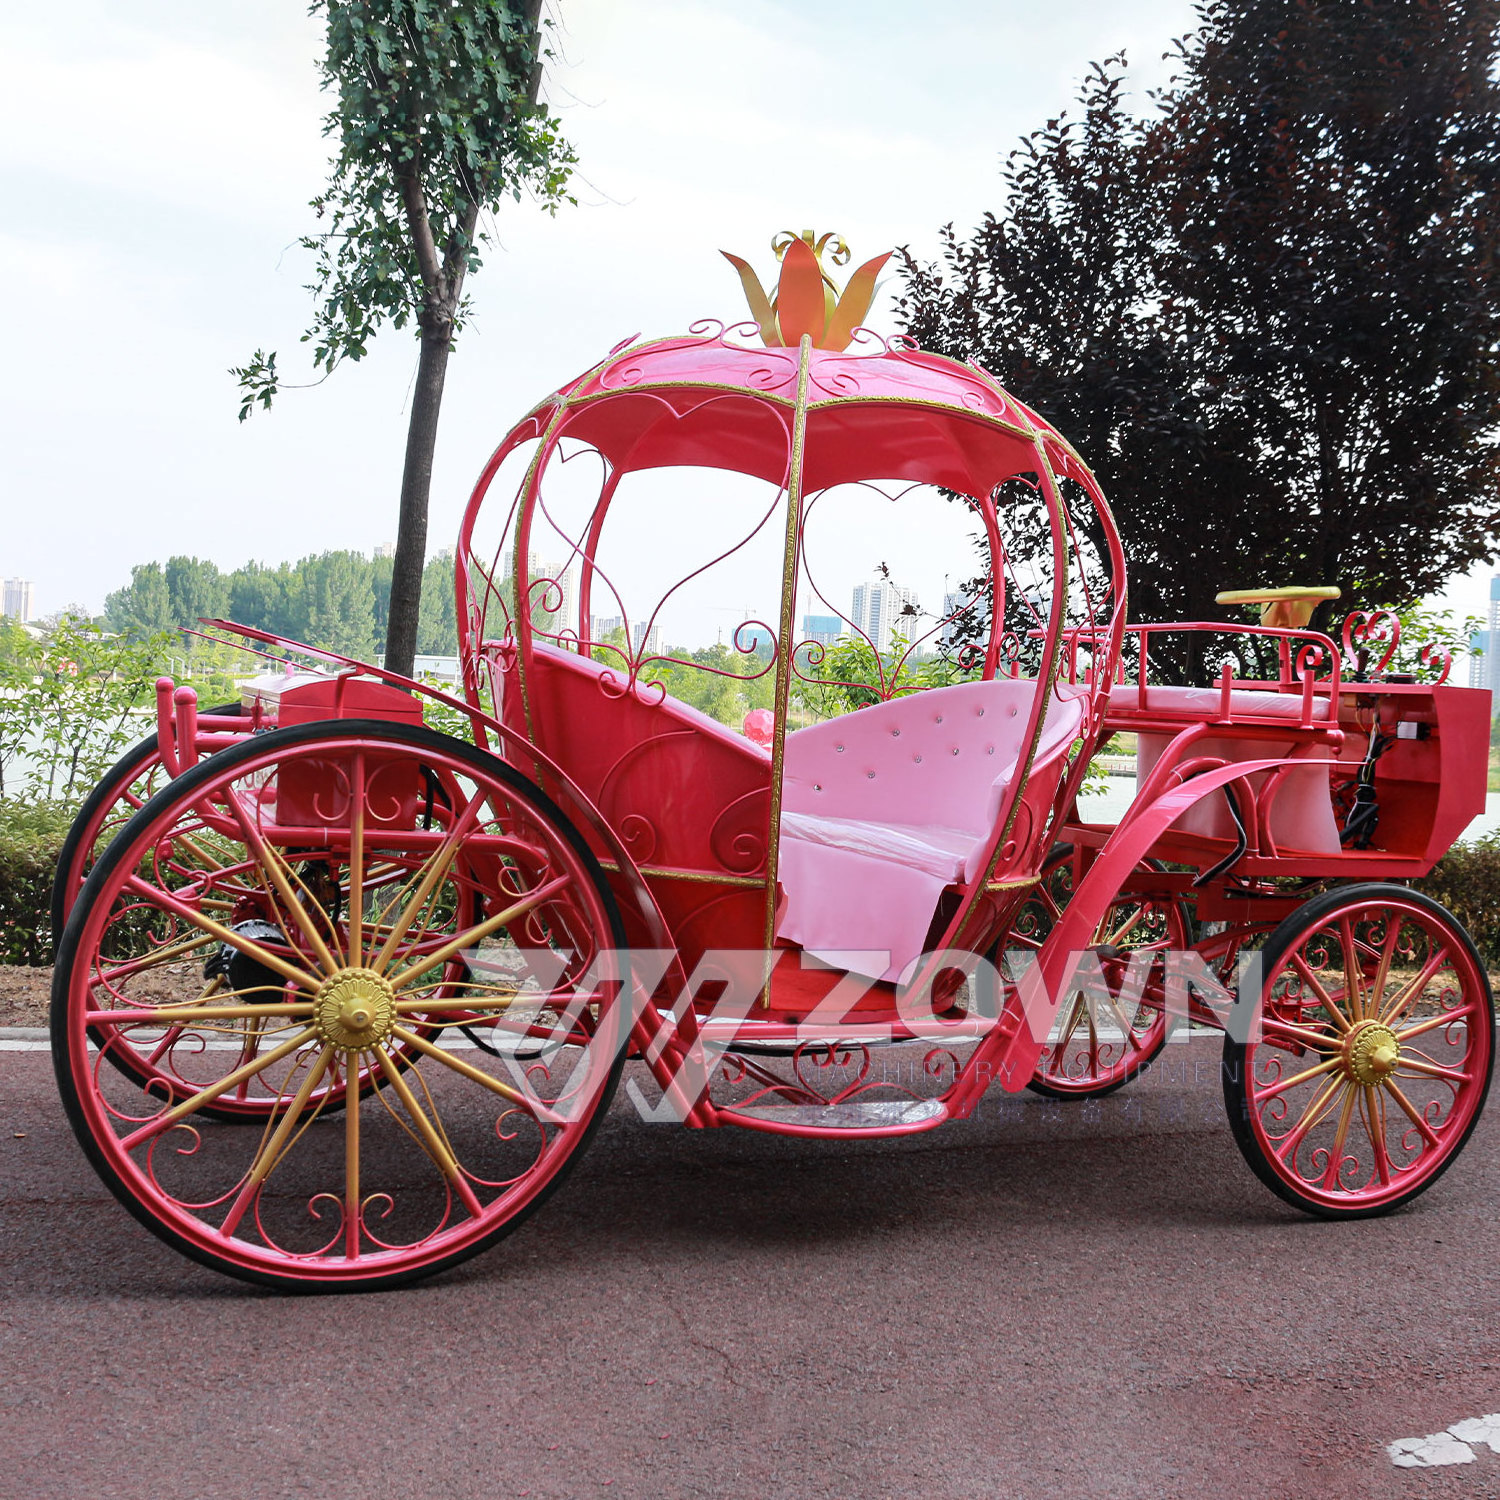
[1223,884,1493,1218]
[52,720,630,1292]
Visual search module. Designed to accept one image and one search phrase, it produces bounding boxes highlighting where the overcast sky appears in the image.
[2,0,1489,640]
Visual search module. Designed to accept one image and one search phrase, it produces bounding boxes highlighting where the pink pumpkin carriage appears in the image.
[51,235,1493,1290]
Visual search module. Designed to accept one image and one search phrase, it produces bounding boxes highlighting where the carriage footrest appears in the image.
[726,1098,946,1131]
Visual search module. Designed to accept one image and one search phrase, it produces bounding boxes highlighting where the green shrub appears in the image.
[1414,833,1500,969]
[0,801,71,965]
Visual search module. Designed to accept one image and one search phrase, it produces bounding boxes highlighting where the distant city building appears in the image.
[502,549,575,637]
[851,578,918,653]
[590,615,625,643]
[1470,576,1500,693]
[631,620,662,658]
[939,590,965,651]
[2,578,34,622]
[801,614,842,647]
[373,544,395,559]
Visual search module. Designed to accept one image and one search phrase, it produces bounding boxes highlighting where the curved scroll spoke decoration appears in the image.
[53,722,628,1290]
[1225,886,1493,1218]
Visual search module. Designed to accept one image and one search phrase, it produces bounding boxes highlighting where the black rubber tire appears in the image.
[1222,882,1495,1220]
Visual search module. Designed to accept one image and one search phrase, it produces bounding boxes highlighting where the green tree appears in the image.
[105,563,175,638]
[296,550,378,655]
[164,556,228,631]
[900,5,1500,676]
[233,0,576,678]
[417,550,458,655]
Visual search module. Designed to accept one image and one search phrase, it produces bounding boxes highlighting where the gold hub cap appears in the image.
[1346,1022,1401,1087]
[315,968,397,1052]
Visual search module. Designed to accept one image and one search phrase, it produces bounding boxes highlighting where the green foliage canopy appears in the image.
[899,2,1500,675]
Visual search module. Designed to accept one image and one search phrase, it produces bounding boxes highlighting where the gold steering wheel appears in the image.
[1215,585,1341,629]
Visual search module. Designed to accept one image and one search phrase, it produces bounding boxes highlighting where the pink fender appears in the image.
[966,756,1335,1098]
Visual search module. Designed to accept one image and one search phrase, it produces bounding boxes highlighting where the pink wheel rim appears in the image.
[1241,892,1492,1211]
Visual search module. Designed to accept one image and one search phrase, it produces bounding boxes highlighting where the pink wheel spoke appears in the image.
[372,1047,485,1218]
[346,753,367,966]
[145,1023,188,1066]
[1287,952,1352,1034]
[219,1047,335,1238]
[1383,1080,1443,1150]
[1251,1053,1342,1106]
[122,875,321,991]
[119,1027,319,1151]
[387,874,572,992]
[1381,945,1453,1029]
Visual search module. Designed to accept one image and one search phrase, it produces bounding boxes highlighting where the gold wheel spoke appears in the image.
[1320,1082,1360,1189]
[87,1001,317,1026]
[394,988,523,1015]
[387,875,572,992]
[388,1024,567,1125]
[1258,1017,1342,1052]
[1367,917,1403,1025]
[345,1053,362,1259]
[1384,1080,1443,1149]
[1287,952,1352,1034]
[122,875,320,991]
[219,1047,335,1238]
[96,932,218,986]
[119,1026,319,1150]
[372,1048,485,1218]
[1272,1074,1347,1163]
[1395,1056,1472,1085]
[1363,1087,1392,1187]
[1052,992,1086,1052]
[1381,945,1453,1028]
[1339,917,1368,1023]
[1251,1054,1342,1105]
[1395,1003,1476,1043]
[372,794,488,973]
[227,800,340,976]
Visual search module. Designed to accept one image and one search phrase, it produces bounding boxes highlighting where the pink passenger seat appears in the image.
[777,680,1085,981]
[1113,683,1340,854]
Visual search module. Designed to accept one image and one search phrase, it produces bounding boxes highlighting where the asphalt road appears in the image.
[3,1034,1500,1500]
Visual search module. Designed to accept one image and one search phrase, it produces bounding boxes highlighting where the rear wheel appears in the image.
[52,720,629,1291]
[1223,883,1493,1218]
[50,704,242,936]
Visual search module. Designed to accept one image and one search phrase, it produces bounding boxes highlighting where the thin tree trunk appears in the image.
[385,329,453,678]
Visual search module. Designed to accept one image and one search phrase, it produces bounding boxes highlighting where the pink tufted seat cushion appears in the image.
[776,679,1085,980]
